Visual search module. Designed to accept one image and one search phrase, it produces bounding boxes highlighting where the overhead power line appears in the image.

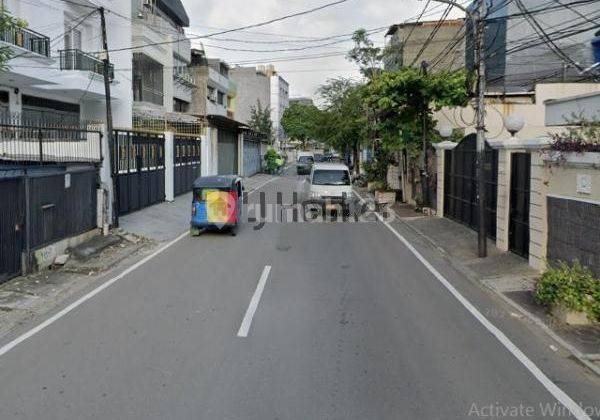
[88,0,353,55]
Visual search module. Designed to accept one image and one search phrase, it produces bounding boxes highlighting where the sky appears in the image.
[181,0,465,101]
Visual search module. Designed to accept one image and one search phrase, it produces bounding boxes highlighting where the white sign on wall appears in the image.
[576,174,592,195]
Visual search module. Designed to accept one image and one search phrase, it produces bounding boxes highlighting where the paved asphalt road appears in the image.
[1,171,600,419]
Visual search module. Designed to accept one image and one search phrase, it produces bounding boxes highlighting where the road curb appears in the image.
[354,190,600,379]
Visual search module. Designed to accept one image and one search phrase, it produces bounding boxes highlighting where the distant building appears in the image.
[466,0,599,93]
[289,97,314,107]
[230,64,290,145]
[384,19,465,72]
[229,66,271,125]
[268,68,290,145]
[189,51,237,119]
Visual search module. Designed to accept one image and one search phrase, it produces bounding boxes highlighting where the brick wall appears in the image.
[547,196,600,276]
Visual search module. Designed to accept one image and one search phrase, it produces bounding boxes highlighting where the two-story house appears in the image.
[0,0,132,127]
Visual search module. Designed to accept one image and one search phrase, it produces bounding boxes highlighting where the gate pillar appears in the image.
[165,131,175,202]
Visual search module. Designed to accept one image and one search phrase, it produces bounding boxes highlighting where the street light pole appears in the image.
[421,0,488,257]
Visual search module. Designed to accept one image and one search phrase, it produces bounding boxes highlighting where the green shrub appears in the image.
[534,261,600,321]
[264,148,280,174]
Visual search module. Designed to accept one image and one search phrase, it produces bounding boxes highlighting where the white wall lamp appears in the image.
[437,123,453,139]
[504,114,525,138]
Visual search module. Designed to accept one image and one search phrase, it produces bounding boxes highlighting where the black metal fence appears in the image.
[0,123,102,164]
[0,25,50,57]
[174,136,201,196]
[0,174,24,283]
[0,166,98,283]
[28,167,97,249]
[59,49,114,80]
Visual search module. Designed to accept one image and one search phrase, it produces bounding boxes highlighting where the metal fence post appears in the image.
[38,128,43,163]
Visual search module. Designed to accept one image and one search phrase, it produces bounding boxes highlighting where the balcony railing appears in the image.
[59,49,114,80]
[173,68,197,88]
[0,25,50,57]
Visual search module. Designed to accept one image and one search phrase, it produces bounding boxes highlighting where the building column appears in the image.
[433,141,457,218]
[529,152,549,271]
[164,131,175,202]
[98,124,115,227]
[238,132,244,176]
[201,132,210,177]
[495,149,512,251]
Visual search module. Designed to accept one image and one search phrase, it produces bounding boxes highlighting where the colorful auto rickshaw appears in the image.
[190,175,243,236]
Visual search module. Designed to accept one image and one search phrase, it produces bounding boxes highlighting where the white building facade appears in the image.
[0,0,132,128]
[269,71,289,147]
[130,0,197,126]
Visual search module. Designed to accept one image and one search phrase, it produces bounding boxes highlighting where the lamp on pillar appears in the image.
[438,123,453,140]
[504,114,525,138]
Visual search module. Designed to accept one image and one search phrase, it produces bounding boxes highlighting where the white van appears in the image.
[303,162,352,211]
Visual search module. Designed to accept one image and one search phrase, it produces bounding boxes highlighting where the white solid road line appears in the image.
[0,230,190,359]
[0,176,279,359]
[237,265,271,338]
[352,191,591,420]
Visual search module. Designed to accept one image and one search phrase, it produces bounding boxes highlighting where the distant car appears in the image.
[314,153,325,162]
[303,163,353,213]
[296,152,314,175]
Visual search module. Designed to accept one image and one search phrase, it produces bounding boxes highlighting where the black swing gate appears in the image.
[444,134,498,239]
[174,135,201,196]
[112,130,165,216]
[509,152,531,258]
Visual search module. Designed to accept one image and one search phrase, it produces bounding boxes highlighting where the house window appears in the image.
[207,86,215,102]
[217,91,224,106]
[132,53,164,106]
[173,98,189,113]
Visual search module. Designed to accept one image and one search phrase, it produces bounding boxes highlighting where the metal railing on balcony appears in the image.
[0,123,102,164]
[0,25,50,57]
[173,68,197,88]
[59,49,114,80]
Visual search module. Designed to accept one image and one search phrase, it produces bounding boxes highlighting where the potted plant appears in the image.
[534,261,600,325]
[371,180,396,206]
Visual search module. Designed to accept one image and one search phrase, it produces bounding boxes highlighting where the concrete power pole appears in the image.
[98,7,118,227]
[474,0,488,258]
[424,0,488,257]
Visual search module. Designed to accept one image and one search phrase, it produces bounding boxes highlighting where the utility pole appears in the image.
[424,0,487,257]
[99,7,118,227]
[474,0,487,257]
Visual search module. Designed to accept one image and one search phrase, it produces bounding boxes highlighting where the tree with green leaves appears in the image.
[347,29,383,80]
[247,100,273,143]
[315,77,367,173]
[280,102,320,150]
[0,9,28,71]
[364,67,469,202]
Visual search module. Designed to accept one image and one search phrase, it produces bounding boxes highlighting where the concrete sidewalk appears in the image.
[119,173,278,242]
[387,200,600,376]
